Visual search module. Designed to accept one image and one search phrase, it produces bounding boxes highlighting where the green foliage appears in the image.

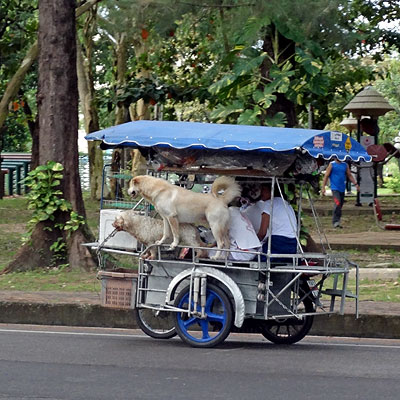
[0,0,38,152]
[3,0,400,142]
[384,176,400,194]
[2,116,32,152]
[23,161,85,255]
[114,77,210,110]
[0,0,38,74]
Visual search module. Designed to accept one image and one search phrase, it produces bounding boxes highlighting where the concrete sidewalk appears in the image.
[308,197,400,251]
[1,289,400,340]
[322,231,400,251]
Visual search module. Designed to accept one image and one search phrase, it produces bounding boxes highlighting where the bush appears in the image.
[384,176,400,193]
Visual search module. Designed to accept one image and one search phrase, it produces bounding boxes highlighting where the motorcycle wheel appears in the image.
[174,283,232,348]
[258,297,314,345]
[134,308,176,339]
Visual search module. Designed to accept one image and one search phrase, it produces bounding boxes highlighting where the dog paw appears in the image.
[167,245,177,251]
[155,240,164,246]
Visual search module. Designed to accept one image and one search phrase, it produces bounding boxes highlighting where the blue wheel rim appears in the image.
[176,288,228,344]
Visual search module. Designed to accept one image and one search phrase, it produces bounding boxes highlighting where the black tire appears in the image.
[258,297,314,345]
[173,283,233,348]
[134,308,176,339]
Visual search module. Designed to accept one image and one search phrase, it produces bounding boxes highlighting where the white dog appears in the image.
[127,175,241,259]
[112,211,208,259]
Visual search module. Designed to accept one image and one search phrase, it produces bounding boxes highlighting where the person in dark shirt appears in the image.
[321,158,359,228]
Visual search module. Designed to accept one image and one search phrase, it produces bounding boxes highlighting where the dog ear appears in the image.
[113,216,124,230]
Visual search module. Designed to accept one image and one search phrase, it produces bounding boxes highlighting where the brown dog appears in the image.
[112,211,208,259]
[127,175,241,259]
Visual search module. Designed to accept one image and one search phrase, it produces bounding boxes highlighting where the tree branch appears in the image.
[0,0,104,131]
[177,1,255,8]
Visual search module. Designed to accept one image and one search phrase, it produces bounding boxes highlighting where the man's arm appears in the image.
[346,165,360,191]
[257,212,270,241]
[321,163,332,196]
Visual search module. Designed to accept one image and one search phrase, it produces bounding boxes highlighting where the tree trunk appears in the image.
[20,93,40,169]
[109,32,131,197]
[77,11,104,200]
[114,32,130,126]
[5,0,96,273]
[128,42,150,176]
[260,24,297,127]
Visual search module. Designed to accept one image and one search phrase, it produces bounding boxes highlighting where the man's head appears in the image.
[260,183,272,201]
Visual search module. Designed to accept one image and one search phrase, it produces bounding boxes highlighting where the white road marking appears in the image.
[304,341,400,350]
[1,327,400,349]
[0,328,148,339]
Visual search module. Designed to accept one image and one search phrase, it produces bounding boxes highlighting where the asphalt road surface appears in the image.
[1,324,400,400]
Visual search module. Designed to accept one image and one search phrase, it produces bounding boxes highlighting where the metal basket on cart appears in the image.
[97,270,138,309]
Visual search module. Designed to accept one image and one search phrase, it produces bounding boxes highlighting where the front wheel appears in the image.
[134,308,176,339]
[258,297,314,345]
[174,283,232,348]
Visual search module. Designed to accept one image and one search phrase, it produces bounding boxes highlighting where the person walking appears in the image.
[321,158,360,228]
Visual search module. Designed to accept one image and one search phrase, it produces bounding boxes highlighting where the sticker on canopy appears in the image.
[331,131,342,141]
[360,135,375,149]
[345,136,352,152]
[313,136,324,148]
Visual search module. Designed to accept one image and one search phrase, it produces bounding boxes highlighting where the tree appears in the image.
[77,5,104,200]
[0,0,103,153]
[5,0,95,273]
[201,0,400,128]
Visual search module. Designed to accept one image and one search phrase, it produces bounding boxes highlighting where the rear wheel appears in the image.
[258,297,314,344]
[134,308,176,339]
[174,283,232,348]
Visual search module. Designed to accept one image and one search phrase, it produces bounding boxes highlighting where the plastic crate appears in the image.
[98,209,139,250]
[98,270,138,309]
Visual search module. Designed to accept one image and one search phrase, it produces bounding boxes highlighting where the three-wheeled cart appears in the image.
[85,121,371,348]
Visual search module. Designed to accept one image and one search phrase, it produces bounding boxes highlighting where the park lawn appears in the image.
[0,197,32,271]
[0,194,100,273]
[0,268,100,292]
[357,278,400,302]
[322,276,400,303]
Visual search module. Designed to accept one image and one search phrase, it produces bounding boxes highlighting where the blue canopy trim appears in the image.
[85,120,371,162]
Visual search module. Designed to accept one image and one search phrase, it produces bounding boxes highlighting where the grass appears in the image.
[0,268,100,292]
[0,194,100,290]
[356,278,400,302]
[0,191,400,302]
[321,276,400,303]
[0,197,31,272]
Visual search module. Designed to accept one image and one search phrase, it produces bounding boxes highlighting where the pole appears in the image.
[373,118,378,200]
[356,118,361,206]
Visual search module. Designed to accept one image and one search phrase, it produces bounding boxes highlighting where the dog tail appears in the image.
[211,176,241,205]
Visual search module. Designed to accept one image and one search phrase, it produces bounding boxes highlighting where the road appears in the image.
[1,324,400,400]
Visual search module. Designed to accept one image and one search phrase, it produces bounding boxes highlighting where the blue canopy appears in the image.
[85,120,371,162]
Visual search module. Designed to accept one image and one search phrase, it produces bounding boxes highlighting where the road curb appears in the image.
[311,314,400,339]
[1,301,400,339]
[0,302,138,329]
[329,243,400,251]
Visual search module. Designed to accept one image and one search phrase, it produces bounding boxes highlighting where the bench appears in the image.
[0,153,32,196]
[1,162,25,195]
[373,198,400,231]
[0,169,8,199]
[0,166,16,196]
